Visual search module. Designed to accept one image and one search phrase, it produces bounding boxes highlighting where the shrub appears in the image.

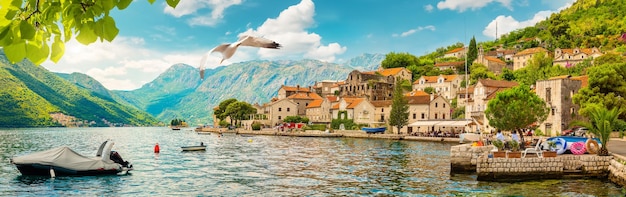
[493,140,504,151]
[251,122,262,130]
[306,124,326,131]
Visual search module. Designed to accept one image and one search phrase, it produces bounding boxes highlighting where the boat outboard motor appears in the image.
[110,151,131,168]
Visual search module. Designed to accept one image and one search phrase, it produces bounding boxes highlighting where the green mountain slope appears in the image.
[0,52,159,127]
[114,58,375,125]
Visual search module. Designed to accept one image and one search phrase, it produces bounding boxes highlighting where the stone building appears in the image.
[434,61,464,71]
[535,75,586,136]
[512,47,549,70]
[553,47,603,68]
[286,92,323,116]
[465,79,519,133]
[311,80,344,97]
[339,70,394,101]
[444,47,466,59]
[264,98,298,126]
[277,85,311,99]
[412,74,463,100]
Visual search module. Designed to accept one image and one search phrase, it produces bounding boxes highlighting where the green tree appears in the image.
[573,62,626,119]
[467,36,478,64]
[224,101,256,127]
[572,105,624,156]
[215,98,238,125]
[0,0,179,64]
[469,63,496,85]
[424,87,435,94]
[381,52,420,69]
[485,85,549,148]
[512,52,561,86]
[389,79,409,134]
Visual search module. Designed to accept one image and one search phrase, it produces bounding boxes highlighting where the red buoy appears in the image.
[154,143,160,153]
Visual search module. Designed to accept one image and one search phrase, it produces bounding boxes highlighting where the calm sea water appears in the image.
[0,127,623,196]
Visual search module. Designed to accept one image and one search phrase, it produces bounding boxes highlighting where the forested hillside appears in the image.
[0,51,160,127]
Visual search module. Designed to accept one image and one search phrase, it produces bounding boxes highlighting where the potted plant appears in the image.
[507,140,522,158]
[492,140,506,158]
[543,141,557,157]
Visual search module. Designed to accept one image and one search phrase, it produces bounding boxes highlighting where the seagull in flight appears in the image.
[199,35,281,79]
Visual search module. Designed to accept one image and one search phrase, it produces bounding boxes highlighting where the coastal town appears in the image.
[213,45,598,137]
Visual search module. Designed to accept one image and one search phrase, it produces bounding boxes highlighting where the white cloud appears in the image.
[437,0,512,12]
[237,0,346,62]
[424,4,434,12]
[481,0,574,39]
[41,37,211,90]
[392,25,436,37]
[163,0,243,27]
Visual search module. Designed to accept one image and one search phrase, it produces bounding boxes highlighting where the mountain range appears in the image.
[0,51,384,127]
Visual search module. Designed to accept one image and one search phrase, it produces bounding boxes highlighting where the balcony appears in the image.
[470,111,484,118]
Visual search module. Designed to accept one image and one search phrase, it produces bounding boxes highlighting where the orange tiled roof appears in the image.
[307,99,323,108]
[282,85,310,92]
[326,96,339,102]
[378,67,409,76]
[446,47,464,54]
[406,95,430,105]
[484,56,506,64]
[558,48,601,56]
[370,100,392,107]
[331,103,340,109]
[486,88,509,100]
[309,92,323,100]
[514,47,548,57]
[287,92,314,99]
[361,71,377,75]
[415,74,459,84]
[548,75,572,80]
[571,75,588,87]
[346,98,365,109]
[435,61,464,67]
[457,85,475,95]
[478,79,518,88]
[405,90,429,97]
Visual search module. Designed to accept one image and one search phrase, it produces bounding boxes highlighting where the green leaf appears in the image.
[4,41,26,63]
[101,0,116,11]
[25,41,49,65]
[50,39,65,63]
[147,0,156,4]
[165,0,180,8]
[101,16,118,42]
[0,27,13,46]
[76,22,97,45]
[19,20,36,39]
[117,0,132,10]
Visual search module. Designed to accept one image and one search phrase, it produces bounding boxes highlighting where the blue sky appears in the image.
[41,0,575,90]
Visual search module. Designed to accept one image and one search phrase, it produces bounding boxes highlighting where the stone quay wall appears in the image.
[609,154,626,187]
[475,155,612,181]
[450,144,494,173]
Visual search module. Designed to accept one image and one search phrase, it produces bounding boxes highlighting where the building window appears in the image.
[443,114,446,119]
[413,113,416,119]
[279,108,282,112]
[278,116,282,120]
[443,103,446,108]
[421,113,425,119]
[382,108,384,112]
[435,103,438,108]
[552,108,555,115]
[380,115,385,121]
[546,88,551,102]
[435,114,438,119]
[287,108,290,112]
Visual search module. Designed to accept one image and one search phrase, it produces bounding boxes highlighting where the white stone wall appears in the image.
[477,157,563,174]
[609,154,626,187]
[450,144,494,172]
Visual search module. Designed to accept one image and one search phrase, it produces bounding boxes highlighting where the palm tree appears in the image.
[573,105,623,156]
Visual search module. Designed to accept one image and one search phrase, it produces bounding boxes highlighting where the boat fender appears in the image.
[154,143,160,153]
[554,138,567,155]
[570,142,587,155]
[50,168,56,178]
[585,139,600,154]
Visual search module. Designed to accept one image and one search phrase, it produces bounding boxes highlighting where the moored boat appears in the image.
[181,144,207,151]
[362,127,386,134]
[11,140,133,176]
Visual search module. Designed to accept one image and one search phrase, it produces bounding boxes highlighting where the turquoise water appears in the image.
[0,127,623,196]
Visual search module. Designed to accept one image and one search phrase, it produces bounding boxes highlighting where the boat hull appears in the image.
[361,127,386,134]
[181,146,206,151]
[15,164,122,176]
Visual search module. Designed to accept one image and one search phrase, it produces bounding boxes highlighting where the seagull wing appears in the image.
[238,35,281,49]
[198,44,230,79]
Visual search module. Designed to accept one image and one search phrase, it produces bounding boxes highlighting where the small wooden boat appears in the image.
[171,126,181,130]
[361,127,386,134]
[181,145,206,151]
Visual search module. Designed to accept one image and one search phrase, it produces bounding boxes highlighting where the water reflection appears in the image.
[0,128,623,196]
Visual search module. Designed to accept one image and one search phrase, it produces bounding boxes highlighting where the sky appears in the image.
[41,0,576,91]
